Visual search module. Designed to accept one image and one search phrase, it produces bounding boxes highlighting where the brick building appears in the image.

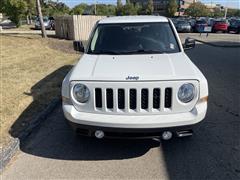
[130,0,197,16]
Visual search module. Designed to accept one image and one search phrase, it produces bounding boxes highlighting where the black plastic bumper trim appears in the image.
[68,120,200,139]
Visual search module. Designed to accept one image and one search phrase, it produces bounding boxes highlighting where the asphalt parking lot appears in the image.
[2,34,240,180]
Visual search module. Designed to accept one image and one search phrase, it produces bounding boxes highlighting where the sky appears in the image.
[59,0,240,9]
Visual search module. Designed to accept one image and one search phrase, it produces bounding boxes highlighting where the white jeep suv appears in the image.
[62,16,208,140]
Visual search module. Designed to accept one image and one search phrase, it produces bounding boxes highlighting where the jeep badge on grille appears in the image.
[126,76,139,81]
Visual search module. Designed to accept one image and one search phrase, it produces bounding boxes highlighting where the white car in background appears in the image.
[62,16,208,140]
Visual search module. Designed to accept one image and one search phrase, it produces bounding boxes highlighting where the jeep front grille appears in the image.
[94,87,172,112]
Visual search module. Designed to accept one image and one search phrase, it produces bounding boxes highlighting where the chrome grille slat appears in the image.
[148,88,153,112]
[102,88,107,111]
[136,89,141,112]
[125,88,130,112]
[113,88,118,112]
[160,88,165,111]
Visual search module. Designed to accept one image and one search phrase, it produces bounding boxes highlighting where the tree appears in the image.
[213,7,224,18]
[121,1,139,15]
[70,3,88,15]
[1,0,28,27]
[25,0,35,24]
[36,0,47,38]
[167,0,178,17]
[42,0,70,16]
[227,8,240,17]
[95,4,116,16]
[185,2,210,17]
[116,0,123,15]
[146,0,154,15]
[117,0,122,7]
[234,9,240,16]
[116,0,139,16]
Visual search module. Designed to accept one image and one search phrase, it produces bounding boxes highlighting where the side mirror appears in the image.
[73,41,84,52]
[183,38,195,50]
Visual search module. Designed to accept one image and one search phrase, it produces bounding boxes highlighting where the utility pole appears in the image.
[94,0,97,15]
[224,7,228,19]
[178,0,181,16]
[36,0,47,38]
[224,0,228,19]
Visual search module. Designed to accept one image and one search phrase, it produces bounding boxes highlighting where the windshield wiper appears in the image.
[90,49,165,55]
[121,49,164,54]
[91,50,120,55]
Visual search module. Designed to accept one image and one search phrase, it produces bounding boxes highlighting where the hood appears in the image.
[69,52,201,81]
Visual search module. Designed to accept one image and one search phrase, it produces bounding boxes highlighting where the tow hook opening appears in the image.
[176,130,193,138]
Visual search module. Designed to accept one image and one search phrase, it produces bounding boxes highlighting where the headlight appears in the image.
[73,84,90,103]
[178,83,195,103]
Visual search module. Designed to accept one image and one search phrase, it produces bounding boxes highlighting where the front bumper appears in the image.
[68,121,197,138]
[35,25,51,30]
[63,101,207,129]
[228,27,239,32]
[213,27,228,31]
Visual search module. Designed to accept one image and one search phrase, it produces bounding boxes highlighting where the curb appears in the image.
[194,39,240,48]
[0,98,61,173]
[0,138,19,173]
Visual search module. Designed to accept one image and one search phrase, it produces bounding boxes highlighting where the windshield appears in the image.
[215,20,227,23]
[196,20,206,24]
[88,22,180,55]
[234,20,240,25]
[36,17,49,22]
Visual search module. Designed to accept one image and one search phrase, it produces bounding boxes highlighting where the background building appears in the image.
[178,0,197,16]
[130,0,196,16]
[205,3,224,12]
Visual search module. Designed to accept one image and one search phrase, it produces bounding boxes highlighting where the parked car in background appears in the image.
[212,20,229,33]
[35,16,55,30]
[228,19,240,33]
[48,16,55,30]
[0,19,16,29]
[170,18,178,28]
[189,18,196,29]
[194,20,208,32]
[207,18,216,27]
[175,20,192,32]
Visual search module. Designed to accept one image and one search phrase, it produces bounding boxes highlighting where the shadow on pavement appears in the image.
[9,65,73,141]
[161,43,240,180]
[20,105,160,160]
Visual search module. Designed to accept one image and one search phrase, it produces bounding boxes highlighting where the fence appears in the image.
[55,15,105,41]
